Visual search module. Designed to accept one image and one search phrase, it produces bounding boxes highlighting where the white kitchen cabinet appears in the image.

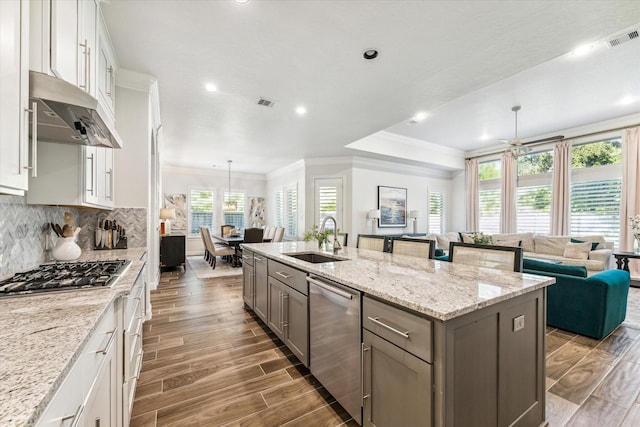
[49,0,79,85]
[27,141,115,209]
[79,0,98,97]
[97,10,117,122]
[0,0,31,195]
[122,267,146,427]
[37,303,118,427]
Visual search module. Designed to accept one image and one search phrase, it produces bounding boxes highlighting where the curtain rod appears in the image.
[465,122,640,161]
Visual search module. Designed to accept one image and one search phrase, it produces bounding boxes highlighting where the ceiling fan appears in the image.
[499,106,564,158]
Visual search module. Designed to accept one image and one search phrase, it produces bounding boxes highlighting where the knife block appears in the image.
[94,234,128,250]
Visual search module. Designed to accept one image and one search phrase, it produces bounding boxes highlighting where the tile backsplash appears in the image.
[0,195,147,278]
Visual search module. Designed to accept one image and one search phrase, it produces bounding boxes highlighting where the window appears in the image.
[428,191,446,233]
[516,151,552,234]
[274,190,284,228]
[285,184,297,238]
[189,189,214,235]
[223,191,245,229]
[315,178,343,231]
[478,160,501,233]
[570,139,622,246]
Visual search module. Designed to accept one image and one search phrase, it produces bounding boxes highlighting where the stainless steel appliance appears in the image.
[308,275,362,424]
[0,260,130,297]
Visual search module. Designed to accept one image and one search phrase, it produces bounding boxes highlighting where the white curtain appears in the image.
[465,159,479,231]
[621,127,640,277]
[500,153,517,233]
[551,140,571,236]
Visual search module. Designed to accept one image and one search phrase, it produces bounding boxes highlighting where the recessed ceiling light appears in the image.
[480,133,490,141]
[362,49,379,60]
[234,0,249,4]
[619,95,637,105]
[205,83,217,92]
[296,106,307,115]
[570,43,594,57]
[413,112,428,122]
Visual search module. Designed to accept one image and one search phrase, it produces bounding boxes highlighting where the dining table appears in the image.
[211,233,273,267]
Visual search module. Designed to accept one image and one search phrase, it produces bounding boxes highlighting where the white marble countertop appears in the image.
[243,241,555,321]
[0,248,147,427]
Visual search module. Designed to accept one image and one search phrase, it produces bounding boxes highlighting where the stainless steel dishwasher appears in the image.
[308,275,362,425]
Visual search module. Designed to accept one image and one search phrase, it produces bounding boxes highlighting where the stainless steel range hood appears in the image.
[29,71,123,148]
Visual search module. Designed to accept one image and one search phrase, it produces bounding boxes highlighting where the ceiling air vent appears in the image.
[607,29,639,48]
[406,119,419,126]
[257,97,276,108]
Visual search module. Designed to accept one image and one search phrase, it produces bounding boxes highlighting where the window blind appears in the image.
[189,189,214,235]
[517,184,551,234]
[428,192,445,234]
[318,186,337,230]
[479,189,500,233]
[570,179,621,246]
[275,190,284,228]
[285,185,297,238]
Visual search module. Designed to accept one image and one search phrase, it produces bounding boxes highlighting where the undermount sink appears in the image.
[284,252,347,264]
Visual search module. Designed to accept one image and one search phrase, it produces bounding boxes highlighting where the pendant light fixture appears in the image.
[223,160,237,212]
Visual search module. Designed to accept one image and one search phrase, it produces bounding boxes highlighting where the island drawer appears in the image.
[242,250,254,266]
[268,259,308,295]
[363,296,432,363]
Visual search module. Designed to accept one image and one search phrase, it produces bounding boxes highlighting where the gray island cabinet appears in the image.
[241,242,554,427]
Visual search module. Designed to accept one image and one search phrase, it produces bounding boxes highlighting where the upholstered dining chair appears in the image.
[356,234,387,252]
[201,226,235,269]
[238,228,265,264]
[328,232,348,247]
[391,237,435,259]
[221,224,234,237]
[263,226,276,241]
[272,227,285,242]
[448,242,523,272]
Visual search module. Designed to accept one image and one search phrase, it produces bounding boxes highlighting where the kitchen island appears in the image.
[0,248,147,427]
[242,241,555,427]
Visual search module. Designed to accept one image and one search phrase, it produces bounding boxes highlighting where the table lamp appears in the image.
[160,208,176,235]
[409,210,419,234]
[367,209,381,234]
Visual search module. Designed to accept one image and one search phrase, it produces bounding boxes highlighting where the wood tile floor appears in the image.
[131,267,640,427]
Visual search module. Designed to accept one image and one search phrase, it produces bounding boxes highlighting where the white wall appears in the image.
[351,158,462,242]
[162,166,266,255]
[114,87,150,208]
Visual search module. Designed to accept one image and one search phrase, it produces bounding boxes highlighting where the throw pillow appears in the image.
[495,239,521,247]
[570,238,599,251]
[461,233,474,244]
[563,241,591,260]
[523,258,588,278]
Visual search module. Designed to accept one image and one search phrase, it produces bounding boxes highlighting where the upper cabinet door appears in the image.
[97,11,117,120]
[50,0,79,86]
[0,0,30,195]
[78,0,97,96]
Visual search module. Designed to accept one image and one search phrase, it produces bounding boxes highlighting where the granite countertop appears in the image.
[0,248,147,427]
[243,241,555,321]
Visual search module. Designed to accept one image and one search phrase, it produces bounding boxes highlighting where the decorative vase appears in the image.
[52,237,82,261]
[635,234,640,253]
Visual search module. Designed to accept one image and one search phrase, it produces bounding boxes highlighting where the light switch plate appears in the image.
[513,315,525,332]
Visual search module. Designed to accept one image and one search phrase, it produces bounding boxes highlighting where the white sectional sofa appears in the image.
[423,232,613,275]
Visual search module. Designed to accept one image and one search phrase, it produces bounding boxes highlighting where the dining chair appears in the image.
[201,226,235,269]
[328,232,348,247]
[448,242,523,272]
[221,224,234,237]
[264,226,276,241]
[391,237,435,259]
[272,227,285,242]
[356,234,387,252]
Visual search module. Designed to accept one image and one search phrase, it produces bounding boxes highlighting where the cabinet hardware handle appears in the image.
[275,271,291,279]
[105,169,113,200]
[367,316,410,339]
[361,343,369,405]
[61,404,84,427]
[87,47,91,93]
[282,293,289,337]
[307,277,353,299]
[95,329,116,355]
[23,102,38,177]
[106,66,114,96]
[79,40,88,91]
[86,153,95,195]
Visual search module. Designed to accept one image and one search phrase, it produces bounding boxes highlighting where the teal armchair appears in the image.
[523,263,630,339]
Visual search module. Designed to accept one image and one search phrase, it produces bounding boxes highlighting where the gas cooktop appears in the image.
[0,259,130,298]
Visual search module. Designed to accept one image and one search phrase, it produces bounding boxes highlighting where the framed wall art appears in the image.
[378,185,407,227]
